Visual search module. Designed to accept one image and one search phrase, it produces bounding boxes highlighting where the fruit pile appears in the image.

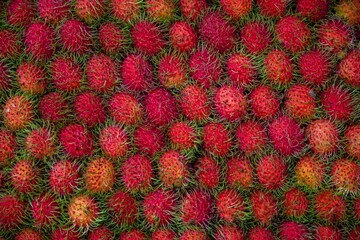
[0,0,359,239]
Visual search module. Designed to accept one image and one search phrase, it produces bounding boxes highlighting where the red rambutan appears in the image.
[11,159,37,193]
[152,229,176,240]
[99,125,129,158]
[169,21,197,52]
[0,63,11,91]
[179,0,207,21]
[236,121,267,154]
[214,85,247,121]
[220,0,251,19]
[60,19,92,54]
[109,92,143,125]
[88,227,113,240]
[17,62,47,94]
[0,129,16,165]
[306,119,339,155]
[158,150,189,188]
[3,95,33,130]
[25,22,55,60]
[51,228,79,240]
[158,55,187,88]
[131,21,166,55]
[227,53,256,86]
[283,188,309,218]
[31,194,59,227]
[68,195,99,228]
[339,50,360,87]
[108,191,138,225]
[7,0,36,26]
[215,225,244,240]
[331,158,360,193]
[251,191,277,224]
[85,157,115,193]
[74,92,106,126]
[168,122,197,150]
[248,227,275,240]
[146,0,175,21]
[285,84,316,119]
[314,226,342,240]
[195,156,221,189]
[110,0,141,21]
[318,20,351,53]
[257,0,287,18]
[279,221,308,240]
[179,84,211,121]
[38,92,69,123]
[295,155,325,190]
[74,0,106,22]
[345,125,360,158]
[202,123,232,157]
[51,57,82,91]
[120,230,147,240]
[49,160,80,195]
[99,22,125,55]
[134,125,164,156]
[299,50,330,85]
[314,190,346,221]
[321,86,354,120]
[297,0,328,21]
[59,124,94,158]
[216,189,245,223]
[26,128,56,159]
[250,85,280,119]
[226,157,253,188]
[181,189,213,226]
[241,22,272,54]
[264,49,294,85]
[257,155,287,189]
[0,29,21,58]
[37,0,70,24]
[0,195,25,229]
[15,229,42,240]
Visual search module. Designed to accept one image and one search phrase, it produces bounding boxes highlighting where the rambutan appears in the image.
[295,155,325,190]
[108,191,138,225]
[11,159,37,193]
[121,154,153,192]
[37,0,70,24]
[215,225,244,240]
[250,191,277,224]
[152,229,176,240]
[109,92,143,125]
[15,229,42,240]
[241,22,272,54]
[226,157,253,188]
[257,0,287,17]
[99,125,128,158]
[179,229,206,240]
[38,92,69,123]
[144,88,179,126]
[202,123,231,156]
[3,95,33,130]
[314,190,346,221]
[279,221,308,240]
[199,12,236,52]
[17,62,47,94]
[314,226,342,240]
[147,0,175,21]
[318,20,351,53]
[339,50,360,87]
[158,55,187,88]
[74,0,106,22]
[143,189,177,226]
[195,156,221,189]
[214,85,247,121]
[0,195,25,229]
[25,128,56,159]
[168,122,197,150]
[68,195,99,228]
[297,0,328,21]
[60,19,92,54]
[120,230,146,240]
[336,0,360,26]
[220,0,251,19]
[227,53,256,86]
[283,188,309,218]
[131,21,165,55]
[257,155,287,189]
[121,54,154,91]
[59,124,94,158]
[236,121,267,154]
[250,85,280,119]
[321,86,353,120]
[0,63,11,91]
[0,29,21,58]
[7,0,36,26]
[73,92,106,126]
[264,50,294,85]
[88,227,113,240]
[189,49,222,87]
[49,160,80,195]
[345,125,360,158]
[85,157,115,193]
[179,0,207,21]
[179,85,211,121]
[331,158,360,193]
[31,194,59,227]
[134,125,164,156]
[306,119,339,155]
[355,198,360,220]
[216,189,245,223]
[285,84,316,119]
[348,227,360,240]
[25,22,55,60]
[99,22,125,55]
[0,129,16,165]
[158,150,189,188]
[248,227,275,240]
[51,57,82,91]
[181,189,213,226]
[51,228,79,240]
[299,50,330,85]
[110,0,141,21]
[169,21,197,52]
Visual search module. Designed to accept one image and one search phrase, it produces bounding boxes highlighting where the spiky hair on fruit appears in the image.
[168,122,197,150]
[99,125,128,158]
[25,22,55,60]
[331,158,360,194]
[37,0,70,24]
[73,92,106,126]
[85,157,115,193]
[6,0,36,26]
[68,195,99,228]
[151,229,176,240]
[0,29,21,58]
[14,229,42,240]
[295,155,325,190]
[338,50,360,87]
[299,50,331,85]
[236,120,267,154]
[74,0,106,23]
[3,95,33,130]
[51,57,82,91]
[284,84,316,119]
[119,229,147,240]
[256,155,287,189]
[249,85,280,119]
[49,160,80,195]
[220,0,251,19]
[179,0,207,21]
[110,0,141,21]
[38,92,69,123]
[248,226,275,240]
[31,194,59,227]
[202,122,232,156]
[279,221,309,240]
[195,156,221,189]
[169,21,197,52]
[306,119,339,155]
[59,124,94,158]
[256,0,288,18]
[0,63,11,91]
[179,84,211,121]
[25,128,56,159]
[60,19,92,54]
[17,62,47,94]
[146,0,175,21]
[313,225,342,240]
[0,194,25,229]
[216,189,245,223]
[131,21,166,55]
[318,20,352,53]
[344,124,360,158]
[158,150,189,188]
[264,50,294,85]
[283,188,309,218]
[99,22,125,55]
[158,55,187,88]
[314,190,346,221]
[0,129,16,165]
[227,53,257,86]
[241,21,272,54]
[215,225,244,240]
[226,157,253,188]
[250,190,278,224]
[51,228,80,240]
[11,159,37,193]
[214,85,247,121]
[109,92,143,125]
[88,226,114,240]
[179,228,207,240]
[348,227,360,240]
[297,0,328,21]
[108,191,138,226]
[321,85,354,120]
[134,124,164,156]
[336,0,360,26]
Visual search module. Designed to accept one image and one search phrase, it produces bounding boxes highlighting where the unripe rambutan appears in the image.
[220,0,251,19]
[318,20,351,53]
[336,0,360,26]
[60,20,92,54]
[339,50,360,87]
[216,189,245,223]
[99,125,128,158]
[0,63,11,91]
[158,150,189,188]
[0,29,21,58]
[121,54,153,91]
[143,189,177,226]
[3,95,33,130]
[11,159,37,193]
[51,57,82,91]
[306,119,339,155]
[181,189,213,226]
[59,124,94,158]
[68,195,99,228]
[75,0,106,22]
[38,92,69,123]
[25,22,55,60]
[134,125,164,156]
[250,85,279,119]
[26,128,56,159]
[15,229,42,240]
[314,190,346,221]
[285,84,316,119]
[227,53,256,86]
[195,156,221,189]
[7,0,36,26]
[51,228,79,240]
[179,85,211,121]
[99,22,125,54]
[37,0,70,24]
[169,21,197,52]
[236,121,267,154]
[321,86,353,120]
[295,155,325,190]
[257,0,287,17]
[17,62,47,94]
[283,188,309,218]
[144,88,179,126]
[275,16,310,52]
[279,221,308,240]
[0,129,16,165]
[257,155,287,189]
[215,225,244,240]
[74,92,106,126]
[264,50,294,85]
[158,55,187,88]
[331,158,359,193]
[241,22,272,54]
[314,226,342,240]
[214,85,247,121]
[152,229,176,240]
[31,195,59,227]
[226,157,253,188]
[168,122,197,150]
[147,0,175,21]
[297,0,328,21]
[49,160,80,195]
[111,0,141,21]
[108,191,138,225]
[121,154,153,192]
[299,50,330,85]
[109,92,143,125]
[203,123,231,157]
[88,226,113,240]
[345,125,360,158]
[199,12,236,52]
[131,21,166,55]
[248,227,275,240]
[179,0,207,21]
[0,195,25,229]
[85,157,115,193]
[251,191,277,224]
[189,49,221,87]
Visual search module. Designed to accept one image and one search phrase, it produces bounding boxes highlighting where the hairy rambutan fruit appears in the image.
[348,226,360,240]
[257,155,287,189]
[306,119,339,155]
[215,225,244,240]
[15,229,42,240]
[37,0,70,23]
[131,21,165,55]
[227,53,256,86]
[147,0,175,21]
[314,226,342,240]
[250,85,279,119]
[158,150,189,188]
[318,20,351,53]
[0,129,16,165]
[110,0,141,21]
[85,157,115,193]
[31,195,59,226]
[179,229,206,240]
[181,189,213,226]
[283,188,309,218]
[345,125,360,158]
[321,86,353,120]
[17,62,47,94]
[216,189,245,223]
[68,195,99,228]
[11,159,37,193]
[49,160,80,195]
[120,230,146,240]
[199,12,236,52]
[25,22,55,60]
[241,22,272,54]
[314,190,346,221]
[214,85,247,121]
[109,92,143,125]
[152,229,176,240]
[51,228,79,240]
[121,54,153,91]
[134,125,164,156]
[59,124,94,158]
[179,85,211,121]
[279,221,308,240]
[295,155,325,190]
[297,0,328,21]
[339,50,360,87]
[285,84,316,119]
[336,0,360,26]
[189,49,221,87]
[121,154,153,192]
[236,121,267,154]
[257,0,287,17]
[99,22,125,54]
[168,122,197,150]
[60,19,92,54]
[51,57,82,91]
[251,191,277,224]
[26,128,56,159]
[108,191,138,225]
[38,92,69,123]
[299,50,330,85]
[0,195,25,229]
[99,125,128,158]
[195,156,221,189]
[88,226,113,240]
[7,0,36,26]
[220,0,251,19]
[3,95,33,130]
[248,227,275,240]
[74,92,106,126]
[158,55,187,88]
[203,123,231,156]
[331,158,360,193]
[74,0,106,22]
[179,0,207,21]
[264,50,294,85]
[226,157,253,188]
[169,21,197,52]
[0,63,11,91]
[0,29,21,58]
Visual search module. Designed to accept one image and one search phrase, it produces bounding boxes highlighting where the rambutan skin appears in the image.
[0,63,11,91]
[339,50,360,87]
[264,50,294,85]
[131,21,166,55]
[99,22,124,54]
[134,125,164,156]
[181,189,213,225]
[215,225,244,240]
[51,228,80,240]
[216,189,245,223]
[120,229,147,240]
[202,123,232,156]
[248,227,275,240]
[0,29,21,58]
[17,62,47,94]
[68,195,99,228]
[179,0,207,21]
[74,92,106,126]
[59,124,94,158]
[297,0,328,21]
[257,0,287,17]
[49,160,80,195]
[109,92,143,125]
[251,191,277,224]
[11,159,37,193]
[169,21,197,52]
[158,150,189,188]
[25,22,55,60]
[306,119,339,155]
[147,0,175,21]
[285,84,316,119]
[179,85,211,121]
[318,20,351,53]
[336,0,360,26]
[51,57,82,91]
[38,92,69,123]
[75,0,106,22]
[236,121,267,154]
[108,191,138,225]
[220,0,251,19]
[241,22,272,54]
[321,86,354,120]
[60,19,92,54]
[15,229,43,240]
[0,129,17,165]
[37,0,70,24]
[168,122,197,150]
[3,95,33,130]
[299,50,330,85]
[158,55,187,88]
[25,128,56,159]
[283,188,309,218]
[195,156,221,189]
[256,155,287,189]
[111,0,141,21]
[295,155,325,190]
[314,226,342,240]
[345,125,360,158]
[331,158,360,193]
[88,227,113,240]
[227,53,256,86]
[31,195,59,227]
[99,125,129,158]
[226,157,253,188]
[314,190,346,221]
[152,229,176,240]
[214,85,247,121]
[85,157,115,193]
[279,221,308,240]
[250,85,280,119]
[0,195,25,229]
[7,0,36,26]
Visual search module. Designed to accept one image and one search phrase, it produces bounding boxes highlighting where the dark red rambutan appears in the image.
[17,62,47,94]
[143,189,177,226]
[168,122,196,150]
[189,49,221,87]
[227,53,256,86]
[147,0,175,21]
[0,29,21,58]
[203,123,231,157]
[121,154,153,193]
[306,119,339,155]
[74,0,106,22]
[257,0,287,17]
[321,86,354,120]
[85,157,115,193]
[355,198,360,220]
[216,189,245,223]
[0,195,25,229]
[108,191,138,225]
[26,128,56,159]
[88,226,113,240]
[279,221,308,240]
[285,84,316,119]
[134,125,164,156]
[11,159,37,193]
[181,189,213,226]
[158,150,189,188]
[169,21,197,52]
[158,55,187,88]
[339,50,360,87]
[250,85,280,119]
[121,54,153,91]
[109,92,143,125]
[37,0,70,24]
[264,50,294,85]
[99,22,125,54]
[179,85,211,121]
[214,85,247,121]
[144,88,179,126]
[331,158,360,193]
[38,92,69,123]
[131,21,166,55]
[299,50,330,85]
[345,125,360,158]
[283,188,309,218]
[275,16,311,52]
[179,0,207,21]
[314,226,342,240]
[348,227,360,240]
[257,155,287,189]
[51,57,82,91]
[226,157,253,188]
[297,0,328,21]
[15,229,42,240]
[25,22,55,60]
[241,22,272,54]
[152,229,176,240]
[220,0,251,19]
[99,125,128,158]
[51,228,79,240]
[120,229,146,240]
[110,0,141,21]
[31,195,59,227]
[196,156,221,189]
[49,160,80,195]
[59,124,94,158]
[74,92,106,126]
[215,225,244,240]
[251,191,277,224]
[7,0,36,26]
[318,20,351,53]
[3,95,33,130]
[199,12,236,52]
[0,63,11,91]
[68,195,99,228]
[248,227,275,240]
[236,121,267,154]
[314,190,346,221]
[0,129,16,165]
[60,19,92,54]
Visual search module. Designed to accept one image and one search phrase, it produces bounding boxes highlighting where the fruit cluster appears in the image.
[0,0,359,239]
